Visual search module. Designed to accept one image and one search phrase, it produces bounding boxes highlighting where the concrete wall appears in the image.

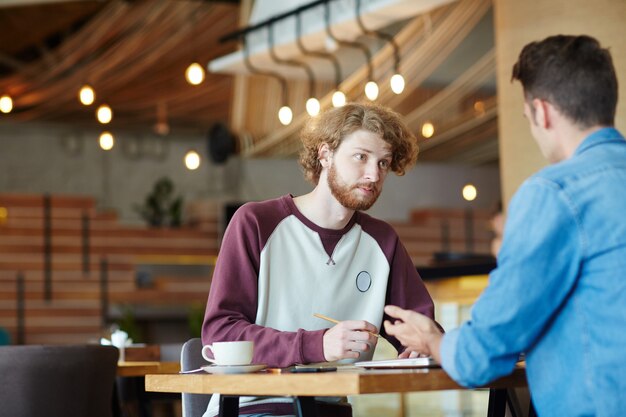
[0,123,500,224]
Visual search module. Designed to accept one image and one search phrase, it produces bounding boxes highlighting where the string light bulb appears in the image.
[421,122,435,138]
[184,149,201,170]
[0,94,13,113]
[364,81,379,101]
[474,100,486,116]
[79,84,95,106]
[278,105,293,125]
[96,104,113,124]
[462,184,477,202]
[99,131,114,150]
[306,97,320,117]
[390,73,405,95]
[185,62,205,85]
[332,90,346,108]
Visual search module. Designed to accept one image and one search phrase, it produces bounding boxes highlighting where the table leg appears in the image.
[136,377,152,417]
[293,396,317,417]
[219,395,240,417]
[487,388,507,417]
[112,380,122,417]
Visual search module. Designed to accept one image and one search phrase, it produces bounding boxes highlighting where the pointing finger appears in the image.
[385,305,410,321]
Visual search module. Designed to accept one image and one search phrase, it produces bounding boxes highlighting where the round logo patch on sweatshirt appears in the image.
[356,271,372,292]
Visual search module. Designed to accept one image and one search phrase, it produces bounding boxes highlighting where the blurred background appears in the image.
[0,1,624,416]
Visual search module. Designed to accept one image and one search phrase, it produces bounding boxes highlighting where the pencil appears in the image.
[313,313,382,338]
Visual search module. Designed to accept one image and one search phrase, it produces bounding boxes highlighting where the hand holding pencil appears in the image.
[314,313,382,338]
[313,313,380,362]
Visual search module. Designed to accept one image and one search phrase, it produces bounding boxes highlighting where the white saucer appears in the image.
[201,364,267,374]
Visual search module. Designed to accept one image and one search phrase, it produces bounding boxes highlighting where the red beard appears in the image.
[327,163,381,211]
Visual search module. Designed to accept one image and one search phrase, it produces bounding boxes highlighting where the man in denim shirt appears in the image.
[384,35,626,417]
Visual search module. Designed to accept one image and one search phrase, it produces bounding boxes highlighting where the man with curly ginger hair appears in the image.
[202,103,435,417]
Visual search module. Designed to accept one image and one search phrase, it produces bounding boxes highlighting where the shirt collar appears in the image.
[574,127,624,156]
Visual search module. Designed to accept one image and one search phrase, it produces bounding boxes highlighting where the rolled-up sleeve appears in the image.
[440,329,462,382]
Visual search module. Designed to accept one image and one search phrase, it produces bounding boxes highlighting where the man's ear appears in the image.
[318,143,331,168]
[532,98,551,129]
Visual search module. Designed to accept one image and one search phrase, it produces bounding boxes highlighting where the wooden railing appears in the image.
[390,207,493,266]
[0,193,218,345]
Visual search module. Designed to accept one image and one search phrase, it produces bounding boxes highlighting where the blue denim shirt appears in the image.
[441,128,626,417]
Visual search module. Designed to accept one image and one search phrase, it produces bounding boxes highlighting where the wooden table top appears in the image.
[117,361,180,377]
[145,365,526,396]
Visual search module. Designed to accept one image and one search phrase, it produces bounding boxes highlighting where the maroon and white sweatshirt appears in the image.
[202,194,434,416]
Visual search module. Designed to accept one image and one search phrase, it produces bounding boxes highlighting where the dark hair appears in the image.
[299,102,418,184]
[511,35,618,128]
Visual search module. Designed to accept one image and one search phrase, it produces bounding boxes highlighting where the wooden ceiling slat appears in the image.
[0,0,499,164]
[420,117,498,163]
[242,0,491,157]
[404,49,495,132]
[0,2,106,56]
[0,0,238,132]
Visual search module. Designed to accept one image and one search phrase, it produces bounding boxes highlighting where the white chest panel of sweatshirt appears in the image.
[255,215,390,361]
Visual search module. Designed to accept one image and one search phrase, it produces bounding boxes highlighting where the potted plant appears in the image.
[134,177,183,227]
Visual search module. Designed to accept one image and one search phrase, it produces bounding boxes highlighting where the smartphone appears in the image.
[290,366,337,373]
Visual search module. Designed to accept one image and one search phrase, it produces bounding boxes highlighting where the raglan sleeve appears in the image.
[383,232,436,352]
[201,203,326,367]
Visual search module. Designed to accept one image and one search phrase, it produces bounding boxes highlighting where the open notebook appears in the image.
[355,357,438,369]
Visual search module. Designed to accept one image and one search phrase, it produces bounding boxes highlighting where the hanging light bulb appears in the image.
[96,104,113,124]
[185,62,205,85]
[421,122,435,138]
[364,81,379,101]
[278,106,293,125]
[306,97,320,117]
[474,100,486,117]
[295,10,340,116]
[462,184,477,202]
[0,94,13,113]
[332,91,346,108]
[184,149,201,170]
[99,131,114,151]
[79,84,95,106]
[390,73,405,95]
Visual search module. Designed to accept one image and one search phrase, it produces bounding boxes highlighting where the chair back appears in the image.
[181,338,211,417]
[0,327,10,345]
[0,344,119,417]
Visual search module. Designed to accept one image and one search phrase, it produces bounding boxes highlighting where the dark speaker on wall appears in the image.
[207,122,235,164]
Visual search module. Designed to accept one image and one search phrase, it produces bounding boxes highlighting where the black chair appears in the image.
[0,344,119,417]
[180,338,211,417]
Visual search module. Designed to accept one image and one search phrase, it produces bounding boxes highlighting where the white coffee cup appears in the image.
[110,330,129,348]
[201,341,254,366]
